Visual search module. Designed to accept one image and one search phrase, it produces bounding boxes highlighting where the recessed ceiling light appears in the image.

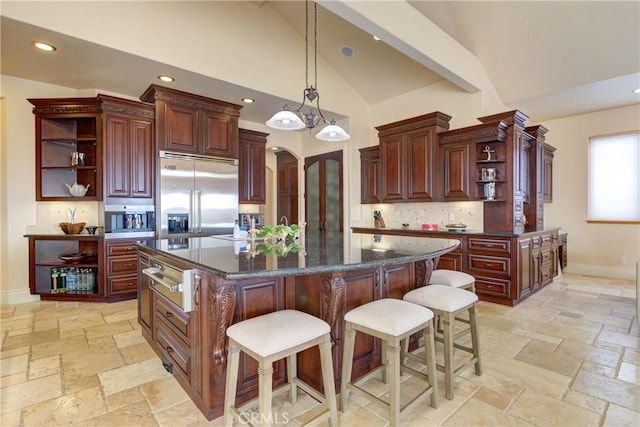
[157,75,175,83]
[373,35,381,41]
[32,41,56,52]
[241,97,255,104]
[341,46,354,57]
[633,88,640,94]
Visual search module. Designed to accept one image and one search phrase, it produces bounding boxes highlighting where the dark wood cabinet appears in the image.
[376,113,451,203]
[104,239,142,298]
[102,96,154,200]
[29,98,102,201]
[359,146,381,204]
[140,85,242,159]
[276,151,299,224]
[27,235,104,301]
[138,250,152,339]
[30,95,155,202]
[353,227,561,306]
[238,129,267,204]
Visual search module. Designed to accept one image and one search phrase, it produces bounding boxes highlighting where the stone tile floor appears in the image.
[1,272,638,426]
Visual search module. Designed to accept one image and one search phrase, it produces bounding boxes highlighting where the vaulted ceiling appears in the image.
[2,1,639,125]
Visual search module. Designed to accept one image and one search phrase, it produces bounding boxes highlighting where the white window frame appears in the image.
[587,130,640,224]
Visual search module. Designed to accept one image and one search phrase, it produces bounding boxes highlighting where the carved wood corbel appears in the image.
[320,273,346,346]
[210,280,236,375]
[415,257,435,288]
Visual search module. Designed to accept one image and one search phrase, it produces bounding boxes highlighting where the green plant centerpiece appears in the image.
[247,223,304,257]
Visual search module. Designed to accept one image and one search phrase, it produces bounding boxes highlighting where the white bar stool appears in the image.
[403,284,482,400]
[340,298,438,427]
[224,310,338,427]
[429,269,476,292]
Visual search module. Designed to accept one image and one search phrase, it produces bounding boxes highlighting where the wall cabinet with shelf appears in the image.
[238,128,267,204]
[140,85,242,159]
[27,235,104,301]
[29,99,103,201]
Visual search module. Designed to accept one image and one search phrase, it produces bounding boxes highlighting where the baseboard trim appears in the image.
[0,289,40,305]
[564,263,636,281]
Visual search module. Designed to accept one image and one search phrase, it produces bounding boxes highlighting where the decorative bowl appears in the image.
[59,252,93,263]
[59,222,86,234]
[85,226,98,235]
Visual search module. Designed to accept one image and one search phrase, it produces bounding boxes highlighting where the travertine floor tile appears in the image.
[0,374,62,414]
[602,403,640,426]
[22,385,108,425]
[572,369,640,411]
[508,388,601,426]
[0,273,636,426]
[98,358,171,396]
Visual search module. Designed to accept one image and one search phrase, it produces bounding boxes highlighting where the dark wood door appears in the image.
[163,102,199,153]
[442,141,472,201]
[105,115,130,198]
[406,128,437,201]
[305,150,343,232]
[130,118,153,198]
[359,146,381,203]
[380,134,405,202]
[200,110,237,158]
[238,129,267,204]
[276,150,298,225]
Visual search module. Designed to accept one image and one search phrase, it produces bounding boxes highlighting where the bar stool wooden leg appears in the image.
[340,324,356,412]
[423,320,439,408]
[381,338,389,384]
[319,336,339,427]
[258,361,274,427]
[443,312,455,400]
[287,353,297,403]
[224,340,240,427]
[387,340,401,426]
[470,304,482,375]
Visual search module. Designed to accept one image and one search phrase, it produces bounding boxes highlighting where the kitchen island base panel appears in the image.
[137,234,457,420]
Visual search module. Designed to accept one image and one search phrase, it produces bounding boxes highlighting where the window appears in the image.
[588,131,640,223]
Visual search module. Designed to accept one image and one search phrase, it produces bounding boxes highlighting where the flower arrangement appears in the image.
[245,223,305,258]
[252,224,301,242]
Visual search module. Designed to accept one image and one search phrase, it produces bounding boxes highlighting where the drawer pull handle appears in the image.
[126,263,135,267]
[126,247,135,251]
[165,311,173,318]
[166,346,174,354]
[484,263,493,267]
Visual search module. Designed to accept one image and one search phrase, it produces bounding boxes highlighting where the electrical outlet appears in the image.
[448,213,455,221]
[619,256,626,265]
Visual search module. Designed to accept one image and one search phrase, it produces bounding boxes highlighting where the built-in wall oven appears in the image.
[104,205,155,239]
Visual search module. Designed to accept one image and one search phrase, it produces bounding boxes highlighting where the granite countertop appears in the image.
[137,232,460,280]
[351,226,561,238]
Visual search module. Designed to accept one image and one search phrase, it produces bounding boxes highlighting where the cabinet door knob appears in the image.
[165,346,174,354]
[165,311,173,318]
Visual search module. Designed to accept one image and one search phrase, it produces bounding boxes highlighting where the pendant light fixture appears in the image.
[266,0,350,142]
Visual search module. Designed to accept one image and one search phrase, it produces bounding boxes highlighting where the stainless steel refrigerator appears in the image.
[159,151,239,238]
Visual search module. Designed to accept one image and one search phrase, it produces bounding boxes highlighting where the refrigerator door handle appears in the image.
[194,190,202,233]
[189,190,195,233]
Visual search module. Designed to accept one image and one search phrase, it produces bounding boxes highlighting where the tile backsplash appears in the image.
[27,201,101,234]
[359,201,483,231]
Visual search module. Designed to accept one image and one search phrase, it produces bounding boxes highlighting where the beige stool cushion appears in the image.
[404,285,478,312]
[227,310,330,358]
[429,270,475,288]
[344,298,434,337]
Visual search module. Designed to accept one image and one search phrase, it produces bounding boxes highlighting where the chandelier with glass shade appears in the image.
[266,0,350,142]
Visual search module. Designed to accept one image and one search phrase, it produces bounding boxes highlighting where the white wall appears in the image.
[544,104,640,279]
[0,75,78,304]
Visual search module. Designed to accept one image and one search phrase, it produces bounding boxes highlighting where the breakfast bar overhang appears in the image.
[136,232,459,420]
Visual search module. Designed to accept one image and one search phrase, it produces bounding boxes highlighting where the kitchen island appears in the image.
[136,232,459,420]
